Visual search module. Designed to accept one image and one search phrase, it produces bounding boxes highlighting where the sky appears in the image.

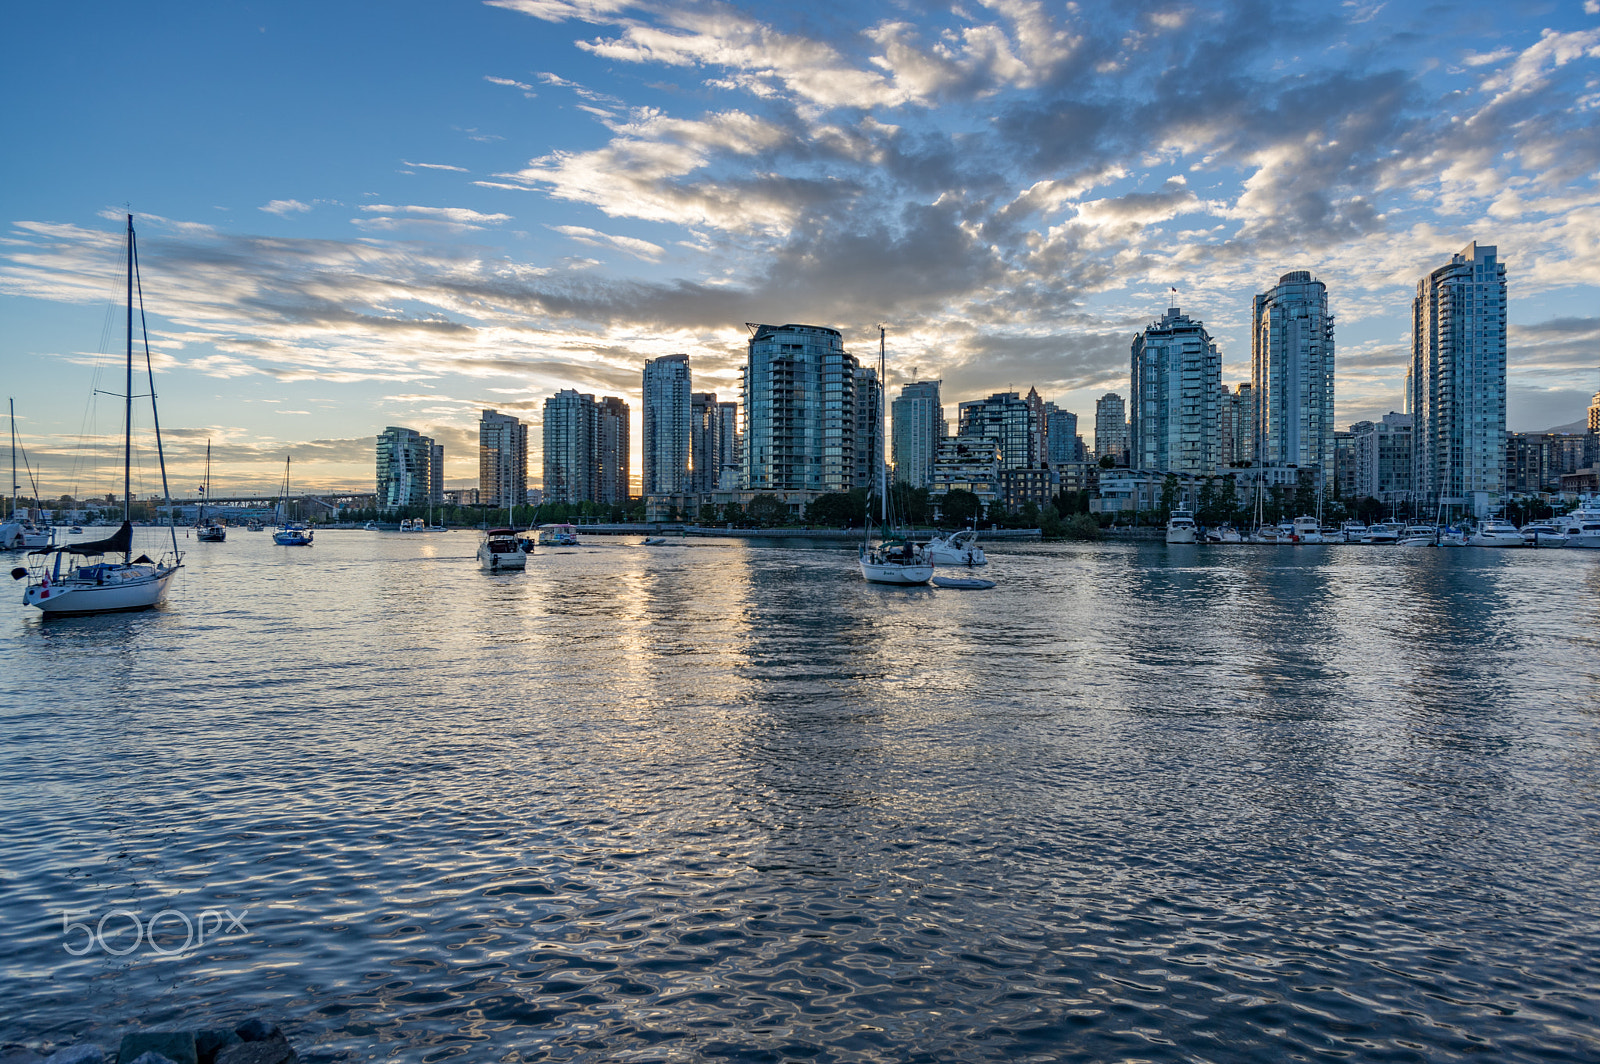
[2,0,1599,499]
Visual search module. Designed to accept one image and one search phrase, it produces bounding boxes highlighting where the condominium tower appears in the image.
[543,390,631,506]
[1094,393,1128,466]
[1409,242,1507,513]
[642,354,692,496]
[742,323,867,494]
[1253,270,1335,478]
[891,380,945,488]
[478,410,527,509]
[1129,308,1221,475]
[376,426,443,511]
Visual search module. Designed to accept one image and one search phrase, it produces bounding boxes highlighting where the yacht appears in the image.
[1364,522,1400,545]
[1469,517,1524,547]
[923,527,987,566]
[536,523,580,546]
[1557,498,1600,549]
[1206,524,1242,543]
[1397,525,1439,546]
[1520,523,1564,548]
[1165,509,1198,544]
[1288,516,1326,543]
[1339,520,1367,544]
[477,527,527,570]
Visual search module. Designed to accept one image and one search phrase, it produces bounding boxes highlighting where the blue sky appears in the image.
[3,0,1599,495]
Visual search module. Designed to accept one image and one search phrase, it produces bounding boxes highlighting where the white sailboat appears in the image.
[859,327,933,586]
[11,216,182,615]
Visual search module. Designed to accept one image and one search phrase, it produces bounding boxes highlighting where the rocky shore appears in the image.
[2,1020,296,1064]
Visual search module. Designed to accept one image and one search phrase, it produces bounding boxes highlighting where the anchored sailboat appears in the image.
[272,457,313,545]
[859,326,933,585]
[12,216,182,614]
[196,440,225,542]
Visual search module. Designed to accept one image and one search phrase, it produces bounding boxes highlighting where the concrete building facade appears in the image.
[1129,308,1221,476]
[643,354,692,496]
[478,409,527,509]
[1253,270,1335,480]
[891,380,945,488]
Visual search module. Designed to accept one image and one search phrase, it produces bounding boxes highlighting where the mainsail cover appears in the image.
[30,520,133,556]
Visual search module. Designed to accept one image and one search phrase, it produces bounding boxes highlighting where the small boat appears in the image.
[1468,516,1523,547]
[1397,525,1439,546]
[932,575,996,590]
[362,521,379,531]
[923,526,987,566]
[1557,498,1600,549]
[1339,520,1367,544]
[2,400,55,551]
[69,526,83,534]
[1206,524,1242,543]
[642,536,669,546]
[1165,509,1198,544]
[1288,516,1326,543]
[1363,522,1400,545]
[14,216,182,615]
[477,527,527,570]
[536,523,580,546]
[272,457,313,546]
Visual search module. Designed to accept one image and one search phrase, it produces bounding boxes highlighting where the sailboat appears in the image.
[11,216,182,614]
[195,440,226,542]
[859,326,933,585]
[2,399,55,551]
[272,457,313,545]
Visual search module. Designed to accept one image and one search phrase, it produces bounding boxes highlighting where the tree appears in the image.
[722,501,746,526]
[745,494,786,527]
[1098,454,1116,469]
[939,489,982,527]
[1159,473,1180,515]
[1197,477,1219,525]
[1062,513,1100,540]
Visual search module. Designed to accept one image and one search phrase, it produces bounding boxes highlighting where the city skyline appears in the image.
[3,1,1599,496]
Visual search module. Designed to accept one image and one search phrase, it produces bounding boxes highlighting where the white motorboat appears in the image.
[1165,509,1198,544]
[1520,523,1564,548]
[858,327,933,586]
[536,523,579,546]
[1338,520,1367,544]
[932,575,996,590]
[1558,499,1600,549]
[13,216,182,615]
[1469,517,1524,547]
[1363,522,1400,545]
[923,527,987,566]
[1397,525,1439,546]
[1206,524,1242,543]
[477,527,527,570]
[1288,516,1325,543]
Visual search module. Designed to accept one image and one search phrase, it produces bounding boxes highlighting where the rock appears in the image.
[118,1032,197,1064]
[123,1055,179,1064]
[193,1031,241,1064]
[44,1049,104,1064]
[1,1048,45,1064]
[229,1022,283,1046]
[214,1044,296,1064]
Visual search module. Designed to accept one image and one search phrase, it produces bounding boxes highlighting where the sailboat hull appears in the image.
[25,564,178,615]
[859,559,933,585]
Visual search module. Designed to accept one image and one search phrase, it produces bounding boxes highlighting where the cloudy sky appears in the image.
[2,0,1598,497]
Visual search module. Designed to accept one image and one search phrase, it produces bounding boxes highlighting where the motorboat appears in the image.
[1206,524,1242,543]
[477,527,527,570]
[363,521,379,531]
[1364,522,1400,545]
[1469,517,1524,547]
[1288,516,1326,543]
[1248,524,1291,544]
[923,527,987,566]
[1558,498,1600,549]
[1397,525,1439,546]
[536,523,580,546]
[932,575,996,590]
[1520,523,1564,548]
[1165,509,1199,544]
[14,216,182,615]
[1339,520,1367,544]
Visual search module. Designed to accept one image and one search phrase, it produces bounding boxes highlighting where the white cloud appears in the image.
[260,199,312,215]
[403,160,470,172]
[549,225,665,260]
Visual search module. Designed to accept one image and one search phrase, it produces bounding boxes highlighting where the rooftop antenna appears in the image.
[1168,285,1178,311]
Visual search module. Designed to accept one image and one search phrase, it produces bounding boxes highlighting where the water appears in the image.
[3,530,1598,1062]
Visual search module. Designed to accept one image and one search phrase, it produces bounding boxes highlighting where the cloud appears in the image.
[260,199,312,216]
[403,160,470,172]
[549,225,666,260]
[354,204,513,230]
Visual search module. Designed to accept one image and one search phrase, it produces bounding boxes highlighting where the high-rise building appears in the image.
[716,400,741,489]
[542,390,630,506]
[643,354,692,496]
[1589,389,1600,433]
[1333,430,1357,500]
[1410,242,1507,514]
[1253,270,1335,481]
[891,380,945,488]
[1217,384,1255,468]
[1347,413,1413,504]
[957,392,1038,469]
[478,410,527,509]
[376,426,442,511]
[1045,405,1080,465]
[1130,308,1221,475]
[855,365,883,493]
[689,392,719,494]
[1094,393,1129,466]
[542,391,593,506]
[742,323,866,494]
[596,395,630,505]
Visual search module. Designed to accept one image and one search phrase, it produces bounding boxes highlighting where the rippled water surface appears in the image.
[3,530,1599,1062]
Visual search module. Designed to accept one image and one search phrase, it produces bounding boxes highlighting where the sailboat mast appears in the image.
[878,326,887,526]
[123,215,135,561]
[9,398,16,521]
